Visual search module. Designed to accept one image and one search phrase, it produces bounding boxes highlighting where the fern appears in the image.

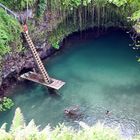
[10,108,25,133]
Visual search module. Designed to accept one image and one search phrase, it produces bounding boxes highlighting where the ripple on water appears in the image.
[64,105,140,139]
[0,30,140,138]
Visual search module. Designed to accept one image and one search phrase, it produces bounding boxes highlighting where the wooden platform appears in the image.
[20,71,65,90]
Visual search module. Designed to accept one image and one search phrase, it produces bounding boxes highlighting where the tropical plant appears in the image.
[0,0,36,11]
[0,108,124,140]
[131,10,140,21]
[0,97,14,112]
[1,108,140,140]
[0,8,22,57]
[36,0,47,18]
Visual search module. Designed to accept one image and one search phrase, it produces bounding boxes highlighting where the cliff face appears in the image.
[0,10,60,95]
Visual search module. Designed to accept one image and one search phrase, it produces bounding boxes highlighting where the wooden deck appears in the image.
[20,71,65,90]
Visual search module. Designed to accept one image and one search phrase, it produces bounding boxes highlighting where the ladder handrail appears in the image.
[0,3,18,19]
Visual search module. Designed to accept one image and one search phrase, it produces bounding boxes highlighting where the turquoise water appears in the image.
[0,30,140,137]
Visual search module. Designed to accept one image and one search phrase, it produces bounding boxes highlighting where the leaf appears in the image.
[10,107,25,133]
[131,10,140,21]
[0,123,7,130]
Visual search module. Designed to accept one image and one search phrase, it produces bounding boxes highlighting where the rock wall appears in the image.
[0,10,61,95]
[0,42,57,95]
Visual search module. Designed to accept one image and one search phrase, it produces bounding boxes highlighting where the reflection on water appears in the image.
[0,30,140,138]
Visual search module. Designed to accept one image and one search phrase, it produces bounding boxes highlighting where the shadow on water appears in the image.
[42,87,62,100]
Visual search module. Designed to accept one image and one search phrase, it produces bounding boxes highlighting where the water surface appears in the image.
[0,30,140,138]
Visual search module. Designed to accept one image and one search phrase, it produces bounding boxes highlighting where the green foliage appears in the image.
[0,97,14,112]
[83,0,92,6]
[52,41,60,49]
[131,10,140,21]
[46,0,140,50]
[107,0,140,21]
[36,0,47,18]
[108,0,127,7]
[0,108,123,140]
[134,135,140,140]
[61,0,92,9]
[10,108,24,132]
[1,108,140,140]
[48,22,77,49]
[0,0,36,11]
[0,8,22,57]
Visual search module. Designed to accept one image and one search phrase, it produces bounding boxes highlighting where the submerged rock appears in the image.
[64,106,82,118]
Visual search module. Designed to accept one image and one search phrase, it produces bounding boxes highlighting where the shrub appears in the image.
[36,0,47,18]
[0,8,22,57]
[0,0,36,11]
[0,108,126,140]
[0,97,14,112]
[2,108,140,139]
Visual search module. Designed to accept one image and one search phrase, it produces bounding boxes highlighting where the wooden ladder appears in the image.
[23,32,51,84]
[0,2,65,90]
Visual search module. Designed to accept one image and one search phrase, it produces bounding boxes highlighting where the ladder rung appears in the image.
[23,32,51,83]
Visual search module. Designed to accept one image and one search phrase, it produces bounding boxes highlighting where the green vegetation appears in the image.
[48,22,77,49]
[0,0,36,11]
[0,97,14,112]
[36,0,47,18]
[108,0,140,22]
[1,0,140,49]
[0,8,22,57]
[0,108,140,140]
[46,0,140,48]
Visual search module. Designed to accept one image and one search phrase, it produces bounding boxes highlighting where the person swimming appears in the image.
[64,109,76,115]
[106,110,111,116]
